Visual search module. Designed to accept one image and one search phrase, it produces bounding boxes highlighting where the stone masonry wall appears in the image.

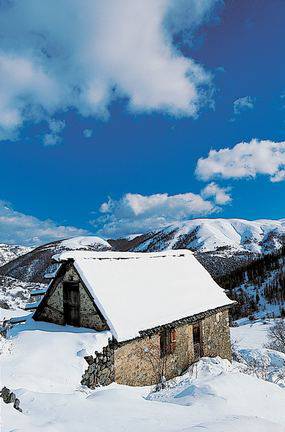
[80,309,232,388]
[81,342,115,388]
[114,322,195,386]
[201,309,232,361]
[36,264,108,330]
[81,325,195,389]
[114,334,160,386]
[38,280,65,325]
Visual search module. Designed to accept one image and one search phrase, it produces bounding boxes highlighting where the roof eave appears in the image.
[116,302,235,345]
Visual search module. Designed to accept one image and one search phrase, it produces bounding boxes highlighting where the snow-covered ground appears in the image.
[1,313,284,431]
[231,319,285,387]
[0,275,47,310]
[0,244,32,267]
[231,319,270,349]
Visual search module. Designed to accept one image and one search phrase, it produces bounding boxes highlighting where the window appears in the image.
[160,328,176,357]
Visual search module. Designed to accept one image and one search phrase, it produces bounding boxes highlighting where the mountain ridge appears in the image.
[1,217,285,284]
[1,218,285,319]
[109,218,285,255]
[0,236,111,283]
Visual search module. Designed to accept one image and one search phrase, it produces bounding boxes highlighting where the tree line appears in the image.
[216,246,285,320]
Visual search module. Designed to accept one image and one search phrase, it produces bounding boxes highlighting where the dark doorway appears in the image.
[63,281,80,326]
[193,323,202,361]
[160,328,176,357]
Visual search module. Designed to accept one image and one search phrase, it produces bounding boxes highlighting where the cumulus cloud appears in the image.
[196,139,285,183]
[43,119,65,146]
[0,0,219,140]
[92,191,220,237]
[0,201,89,246]
[83,129,93,138]
[0,53,60,140]
[201,182,231,204]
[233,96,254,115]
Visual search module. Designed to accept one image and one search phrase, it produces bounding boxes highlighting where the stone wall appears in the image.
[81,342,115,388]
[36,264,109,331]
[201,309,232,361]
[114,322,195,386]
[80,309,232,388]
[114,334,160,386]
[38,278,65,325]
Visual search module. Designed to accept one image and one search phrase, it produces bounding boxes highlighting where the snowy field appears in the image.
[1,310,285,432]
[231,318,271,349]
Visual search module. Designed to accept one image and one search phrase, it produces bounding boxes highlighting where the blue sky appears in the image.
[1,0,285,245]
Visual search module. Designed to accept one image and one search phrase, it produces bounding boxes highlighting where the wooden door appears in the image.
[193,323,202,361]
[63,282,80,326]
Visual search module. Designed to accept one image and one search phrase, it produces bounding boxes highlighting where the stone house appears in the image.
[33,250,234,387]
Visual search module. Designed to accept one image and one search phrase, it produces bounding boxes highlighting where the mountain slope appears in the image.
[0,244,32,267]
[2,218,285,284]
[0,236,111,283]
[217,247,285,320]
[110,218,285,255]
[1,218,285,317]
[110,218,285,277]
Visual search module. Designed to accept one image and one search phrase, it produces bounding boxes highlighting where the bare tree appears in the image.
[231,338,244,362]
[273,367,285,385]
[242,354,271,381]
[230,322,285,385]
[240,353,285,385]
[266,320,285,354]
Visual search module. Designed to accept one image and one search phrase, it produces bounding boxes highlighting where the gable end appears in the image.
[33,260,109,331]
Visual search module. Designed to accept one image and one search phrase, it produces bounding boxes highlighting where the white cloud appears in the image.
[83,129,93,138]
[93,191,219,237]
[233,96,254,115]
[196,139,285,183]
[43,134,60,146]
[42,119,66,146]
[0,53,60,140]
[201,182,231,204]
[0,0,219,140]
[0,201,89,246]
[49,119,66,134]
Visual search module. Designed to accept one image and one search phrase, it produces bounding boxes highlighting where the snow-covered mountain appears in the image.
[110,218,285,255]
[0,236,111,283]
[1,219,285,315]
[2,218,285,284]
[0,244,32,267]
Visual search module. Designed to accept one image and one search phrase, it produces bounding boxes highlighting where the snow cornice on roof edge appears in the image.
[52,249,193,263]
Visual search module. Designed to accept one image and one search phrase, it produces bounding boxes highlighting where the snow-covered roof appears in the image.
[25,300,41,310]
[30,287,48,296]
[53,250,233,342]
